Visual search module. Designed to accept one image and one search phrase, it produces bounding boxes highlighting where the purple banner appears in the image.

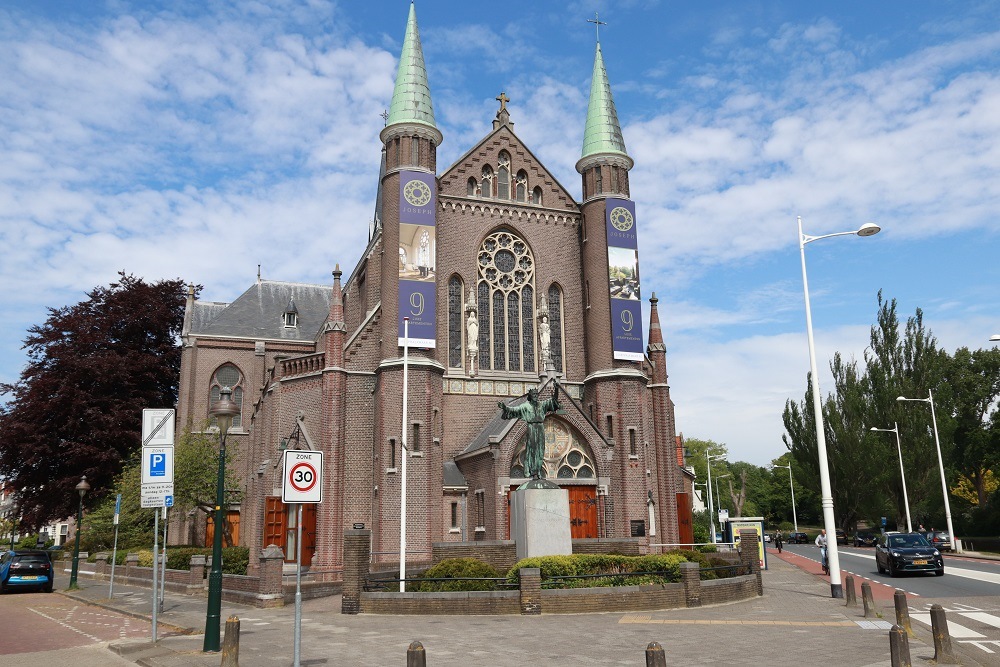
[611,299,644,361]
[398,281,436,348]
[605,198,637,249]
[399,171,436,226]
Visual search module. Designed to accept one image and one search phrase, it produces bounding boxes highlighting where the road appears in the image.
[0,588,147,666]
[781,543,1000,658]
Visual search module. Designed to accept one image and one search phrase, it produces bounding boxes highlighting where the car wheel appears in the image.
[876,558,884,574]
[43,581,53,593]
[935,568,944,577]
[887,560,896,578]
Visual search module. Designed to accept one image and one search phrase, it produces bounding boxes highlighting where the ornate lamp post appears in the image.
[68,475,90,589]
[204,386,239,652]
[797,216,879,597]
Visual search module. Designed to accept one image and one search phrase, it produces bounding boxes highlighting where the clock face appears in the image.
[403,179,432,207]
[610,206,633,232]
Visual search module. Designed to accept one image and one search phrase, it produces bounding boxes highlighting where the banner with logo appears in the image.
[605,198,643,360]
[398,170,437,347]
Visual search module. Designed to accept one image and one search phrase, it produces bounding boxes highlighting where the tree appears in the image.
[0,273,189,527]
[173,428,242,547]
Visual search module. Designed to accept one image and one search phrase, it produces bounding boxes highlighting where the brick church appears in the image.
[175,4,691,573]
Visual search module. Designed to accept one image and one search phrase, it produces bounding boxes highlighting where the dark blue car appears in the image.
[0,549,54,593]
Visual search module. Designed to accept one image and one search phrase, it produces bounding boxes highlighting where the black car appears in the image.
[835,529,848,545]
[853,531,877,547]
[875,532,944,577]
[925,531,952,552]
[787,532,808,544]
[0,549,54,593]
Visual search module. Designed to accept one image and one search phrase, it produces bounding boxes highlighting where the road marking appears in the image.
[834,550,1000,585]
[910,612,986,638]
[29,606,102,643]
[960,640,1000,654]
[619,614,856,627]
[960,612,1000,629]
[856,620,893,630]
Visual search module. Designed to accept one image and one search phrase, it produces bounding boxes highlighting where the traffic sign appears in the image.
[141,446,174,484]
[282,450,323,503]
[142,409,175,447]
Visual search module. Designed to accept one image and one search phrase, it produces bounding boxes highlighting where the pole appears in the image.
[293,503,303,667]
[204,429,227,652]
[799,215,843,598]
[706,455,716,545]
[399,317,409,592]
[69,494,84,589]
[787,466,798,533]
[109,494,120,599]
[927,391,956,550]
[159,506,168,612]
[893,423,913,533]
[152,506,159,642]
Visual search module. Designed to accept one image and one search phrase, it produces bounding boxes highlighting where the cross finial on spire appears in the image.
[587,12,607,43]
[496,92,510,113]
[379,109,389,126]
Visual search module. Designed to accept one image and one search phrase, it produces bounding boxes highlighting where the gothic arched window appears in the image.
[448,276,464,368]
[481,166,493,198]
[476,229,535,373]
[515,170,527,202]
[509,419,596,480]
[209,364,244,430]
[531,186,542,205]
[467,177,477,196]
[548,284,564,373]
[497,151,511,199]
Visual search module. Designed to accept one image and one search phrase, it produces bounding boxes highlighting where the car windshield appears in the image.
[888,535,930,548]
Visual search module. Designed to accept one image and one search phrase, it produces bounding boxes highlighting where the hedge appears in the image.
[410,558,502,592]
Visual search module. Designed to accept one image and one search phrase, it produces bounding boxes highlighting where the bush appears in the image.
[16,535,38,549]
[506,553,688,588]
[410,558,501,592]
[221,547,250,575]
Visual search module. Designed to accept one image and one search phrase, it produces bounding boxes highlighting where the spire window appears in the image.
[476,229,536,373]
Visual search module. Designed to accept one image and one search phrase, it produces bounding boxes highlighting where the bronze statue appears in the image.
[498,388,561,481]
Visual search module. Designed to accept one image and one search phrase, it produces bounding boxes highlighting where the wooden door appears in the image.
[676,492,694,547]
[264,496,285,548]
[205,510,241,547]
[567,486,599,539]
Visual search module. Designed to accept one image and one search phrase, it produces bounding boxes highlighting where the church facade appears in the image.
[175,4,690,572]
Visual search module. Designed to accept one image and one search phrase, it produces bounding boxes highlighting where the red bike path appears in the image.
[766,547,914,603]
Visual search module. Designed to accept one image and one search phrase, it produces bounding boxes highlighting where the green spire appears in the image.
[581,43,629,162]
[386,3,437,132]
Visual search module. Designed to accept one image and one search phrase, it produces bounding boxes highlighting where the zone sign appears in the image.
[282,450,323,503]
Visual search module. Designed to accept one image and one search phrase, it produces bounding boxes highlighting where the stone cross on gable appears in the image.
[496,92,510,113]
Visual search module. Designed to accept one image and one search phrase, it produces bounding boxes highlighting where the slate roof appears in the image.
[443,461,467,488]
[191,280,331,342]
[458,395,525,456]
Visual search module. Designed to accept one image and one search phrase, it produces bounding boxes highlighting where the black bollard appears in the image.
[407,640,426,667]
[893,590,913,638]
[221,615,240,667]
[844,574,857,606]
[889,624,911,667]
[861,581,876,618]
[645,641,667,667]
[930,604,959,664]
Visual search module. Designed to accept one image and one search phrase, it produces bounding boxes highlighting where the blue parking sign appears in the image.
[165,495,173,507]
[150,452,166,476]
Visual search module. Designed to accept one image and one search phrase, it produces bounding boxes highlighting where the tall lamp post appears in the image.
[68,476,90,589]
[870,423,912,532]
[706,454,726,543]
[798,215,880,598]
[714,474,731,512]
[204,386,240,653]
[897,391,956,550]
[772,464,798,533]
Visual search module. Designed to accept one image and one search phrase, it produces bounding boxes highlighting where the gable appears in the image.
[439,125,578,213]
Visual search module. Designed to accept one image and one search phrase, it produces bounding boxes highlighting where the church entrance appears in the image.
[505,484,599,539]
[263,496,317,565]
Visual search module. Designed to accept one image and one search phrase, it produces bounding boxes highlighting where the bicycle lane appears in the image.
[766,548,915,605]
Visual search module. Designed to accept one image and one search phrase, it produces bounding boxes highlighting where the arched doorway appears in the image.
[507,418,599,539]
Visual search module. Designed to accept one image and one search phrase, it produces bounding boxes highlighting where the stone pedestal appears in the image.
[512,484,572,561]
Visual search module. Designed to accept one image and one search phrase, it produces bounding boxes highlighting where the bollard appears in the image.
[844,574,857,606]
[893,590,913,638]
[889,624,911,667]
[930,604,959,664]
[221,615,240,667]
[861,581,876,618]
[406,640,426,667]
[645,641,667,667]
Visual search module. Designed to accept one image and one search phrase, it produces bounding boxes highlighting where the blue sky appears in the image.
[1,1,997,465]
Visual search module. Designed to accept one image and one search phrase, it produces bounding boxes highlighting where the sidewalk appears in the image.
[61,557,953,667]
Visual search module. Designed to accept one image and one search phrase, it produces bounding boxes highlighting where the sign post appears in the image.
[141,409,174,641]
[282,450,323,667]
[109,494,121,599]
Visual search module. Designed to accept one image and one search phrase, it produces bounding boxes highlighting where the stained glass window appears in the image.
[510,419,596,480]
[515,170,527,202]
[548,285,563,373]
[476,229,535,372]
[209,364,243,429]
[507,292,520,369]
[448,277,463,368]
[521,285,534,372]
[498,152,511,199]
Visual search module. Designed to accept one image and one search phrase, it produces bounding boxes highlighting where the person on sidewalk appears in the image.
[815,529,828,573]
[774,531,783,553]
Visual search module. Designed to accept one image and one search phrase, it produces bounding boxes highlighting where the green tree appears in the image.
[173,428,242,546]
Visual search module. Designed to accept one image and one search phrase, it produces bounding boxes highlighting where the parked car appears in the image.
[853,531,877,547]
[925,531,952,552]
[787,532,809,544]
[0,549,54,593]
[835,529,848,545]
[875,532,944,577]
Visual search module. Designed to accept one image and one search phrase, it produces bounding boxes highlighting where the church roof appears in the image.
[458,395,524,456]
[443,461,467,489]
[580,43,631,164]
[191,280,331,342]
[385,3,438,134]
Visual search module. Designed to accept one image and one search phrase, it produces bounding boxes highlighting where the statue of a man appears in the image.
[498,388,561,480]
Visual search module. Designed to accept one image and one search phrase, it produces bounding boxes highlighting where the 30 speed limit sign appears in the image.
[282,450,323,503]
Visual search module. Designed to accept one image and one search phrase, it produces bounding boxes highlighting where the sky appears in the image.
[1,0,998,466]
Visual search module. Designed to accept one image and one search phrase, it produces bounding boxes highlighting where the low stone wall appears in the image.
[431,537,646,574]
[361,590,520,615]
[571,538,643,556]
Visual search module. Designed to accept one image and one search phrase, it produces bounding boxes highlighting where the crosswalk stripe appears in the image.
[911,612,986,639]
[960,612,1000,629]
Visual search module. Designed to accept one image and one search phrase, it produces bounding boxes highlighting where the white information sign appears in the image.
[142,409,175,447]
[282,450,323,504]
[141,445,174,508]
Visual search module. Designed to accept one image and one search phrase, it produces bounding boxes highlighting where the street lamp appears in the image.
[68,476,90,589]
[798,215,880,598]
[714,474,731,512]
[772,464,798,532]
[897,391,956,550]
[990,335,1000,342]
[870,423,912,532]
[706,454,726,544]
[204,386,240,653]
